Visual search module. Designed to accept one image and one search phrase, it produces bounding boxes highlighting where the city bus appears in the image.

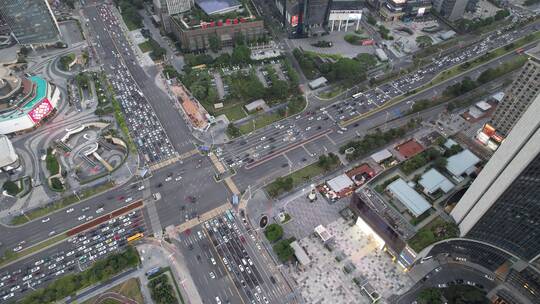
[352,92,363,99]
[127,233,144,243]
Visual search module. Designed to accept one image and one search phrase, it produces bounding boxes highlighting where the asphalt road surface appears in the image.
[219,22,540,171]
[395,263,498,304]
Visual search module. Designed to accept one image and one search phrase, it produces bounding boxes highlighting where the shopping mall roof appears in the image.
[327,174,354,193]
[370,149,392,163]
[387,178,430,217]
[195,0,242,15]
[0,76,47,122]
[290,241,311,266]
[446,149,480,177]
[395,139,424,159]
[0,134,18,168]
[419,168,454,194]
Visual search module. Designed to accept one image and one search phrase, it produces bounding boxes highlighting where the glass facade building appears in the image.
[466,151,540,261]
[0,0,60,44]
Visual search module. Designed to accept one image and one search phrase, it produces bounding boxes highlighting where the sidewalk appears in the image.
[144,238,204,304]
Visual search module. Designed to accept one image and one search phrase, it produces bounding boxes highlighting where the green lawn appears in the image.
[239,112,284,134]
[138,41,153,53]
[0,233,67,267]
[265,162,337,197]
[81,278,144,304]
[408,216,459,252]
[215,104,247,122]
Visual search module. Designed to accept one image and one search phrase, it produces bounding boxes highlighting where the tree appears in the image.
[273,239,295,262]
[3,180,20,196]
[227,123,241,137]
[265,223,284,242]
[416,35,433,48]
[367,14,377,26]
[355,53,378,69]
[231,45,251,65]
[433,157,448,171]
[268,80,289,100]
[417,287,443,304]
[494,9,510,21]
[208,34,220,52]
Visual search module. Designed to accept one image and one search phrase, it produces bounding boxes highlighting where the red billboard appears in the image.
[482,123,496,137]
[28,98,53,123]
[291,15,299,27]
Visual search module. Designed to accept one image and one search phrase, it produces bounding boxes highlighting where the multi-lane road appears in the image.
[220,21,540,176]
[1,1,539,301]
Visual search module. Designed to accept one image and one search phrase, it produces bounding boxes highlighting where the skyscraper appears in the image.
[0,0,60,45]
[154,0,192,32]
[490,45,540,137]
[432,0,468,21]
[452,93,540,262]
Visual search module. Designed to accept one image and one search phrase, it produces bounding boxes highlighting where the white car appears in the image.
[48,231,56,236]
[175,176,182,181]
[13,246,22,252]
[210,257,216,265]
[48,264,56,270]
[125,197,133,203]
[77,215,86,221]
[2,292,14,300]
[66,251,75,257]
[86,216,94,221]
[209,272,216,279]
[215,296,221,304]
[165,176,172,182]
[41,217,50,223]
[34,259,44,266]
[137,185,145,190]
[239,265,244,272]
[96,208,105,214]
[66,208,74,213]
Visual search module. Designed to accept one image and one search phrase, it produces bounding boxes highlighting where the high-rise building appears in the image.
[452,93,540,261]
[432,0,468,21]
[446,84,540,302]
[153,0,192,32]
[490,46,540,137]
[0,0,60,45]
[275,0,330,36]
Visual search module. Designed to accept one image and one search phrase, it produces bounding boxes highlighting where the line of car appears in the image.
[93,5,176,165]
[0,210,145,301]
[205,213,271,304]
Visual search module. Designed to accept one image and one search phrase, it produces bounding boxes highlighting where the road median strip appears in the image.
[0,233,67,269]
[245,129,333,170]
[341,32,540,128]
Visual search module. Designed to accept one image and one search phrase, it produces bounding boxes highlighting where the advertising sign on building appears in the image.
[291,15,299,27]
[28,98,53,123]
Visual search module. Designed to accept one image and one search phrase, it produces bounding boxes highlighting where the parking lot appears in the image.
[0,210,146,301]
[177,210,292,304]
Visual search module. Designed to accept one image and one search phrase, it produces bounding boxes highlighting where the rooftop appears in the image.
[0,76,48,122]
[395,139,425,159]
[0,134,18,167]
[419,168,454,194]
[330,0,364,11]
[290,241,311,266]
[387,178,430,217]
[446,149,480,177]
[370,149,393,163]
[327,174,354,193]
[195,0,242,16]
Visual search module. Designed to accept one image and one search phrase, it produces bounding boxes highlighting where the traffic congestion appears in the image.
[219,22,540,169]
[0,210,146,301]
